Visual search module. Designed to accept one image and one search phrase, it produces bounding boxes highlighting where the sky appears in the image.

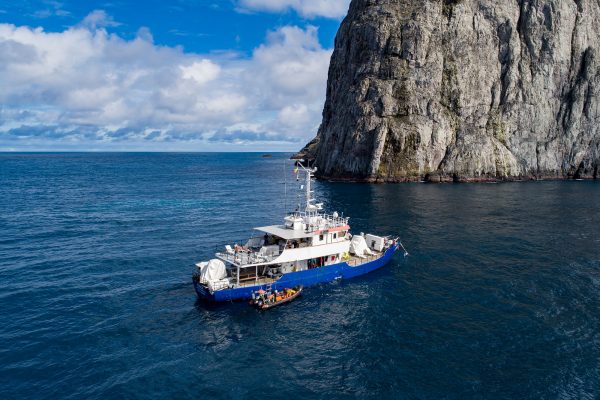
[0,0,350,151]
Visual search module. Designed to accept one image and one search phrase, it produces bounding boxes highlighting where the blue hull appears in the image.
[194,244,399,302]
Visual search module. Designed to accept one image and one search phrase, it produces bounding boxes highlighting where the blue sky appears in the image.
[0,0,349,151]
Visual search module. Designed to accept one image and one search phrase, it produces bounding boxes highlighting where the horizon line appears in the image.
[0,151,296,154]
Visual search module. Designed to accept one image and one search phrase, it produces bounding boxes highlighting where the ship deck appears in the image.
[345,250,383,267]
[231,250,384,288]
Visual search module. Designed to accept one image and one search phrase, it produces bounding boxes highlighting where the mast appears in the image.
[283,159,287,217]
[305,165,312,211]
[297,160,318,213]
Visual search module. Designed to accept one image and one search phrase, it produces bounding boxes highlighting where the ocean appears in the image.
[1,152,599,399]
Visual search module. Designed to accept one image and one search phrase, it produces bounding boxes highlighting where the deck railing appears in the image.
[216,250,278,266]
[289,211,350,232]
[345,252,382,267]
[214,237,284,266]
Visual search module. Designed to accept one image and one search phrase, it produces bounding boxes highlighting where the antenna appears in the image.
[295,160,301,213]
[283,159,287,217]
[296,159,318,214]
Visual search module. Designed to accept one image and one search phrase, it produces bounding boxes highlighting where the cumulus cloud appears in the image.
[238,0,350,19]
[180,60,221,84]
[0,12,333,150]
[79,9,121,30]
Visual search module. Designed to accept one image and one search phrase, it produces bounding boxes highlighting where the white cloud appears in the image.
[0,12,333,150]
[79,10,120,30]
[238,0,350,19]
[180,60,221,85]
[29,1,71,19]
[279,104,311,127]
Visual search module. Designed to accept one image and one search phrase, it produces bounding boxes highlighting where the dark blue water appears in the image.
[1,153,599,399]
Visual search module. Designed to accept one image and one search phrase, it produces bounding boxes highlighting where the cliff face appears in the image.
[298,0,600,182]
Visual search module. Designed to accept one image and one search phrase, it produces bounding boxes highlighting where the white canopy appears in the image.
[196,259,226,283]
[350,235,373,258]
[254,225,313,240]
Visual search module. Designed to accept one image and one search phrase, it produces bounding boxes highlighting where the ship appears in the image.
[192,162,408,302]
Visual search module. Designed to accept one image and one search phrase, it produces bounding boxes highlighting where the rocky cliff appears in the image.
[298,0,600,182]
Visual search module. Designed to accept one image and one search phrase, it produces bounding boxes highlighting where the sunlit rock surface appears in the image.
[298,0,600,182]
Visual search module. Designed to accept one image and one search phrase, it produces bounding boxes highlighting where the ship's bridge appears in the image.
[216,164,351,268]
[255,211,349,239]
[254,224,313,240]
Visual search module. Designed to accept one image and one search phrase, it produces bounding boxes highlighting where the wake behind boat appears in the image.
[192,162,408,302]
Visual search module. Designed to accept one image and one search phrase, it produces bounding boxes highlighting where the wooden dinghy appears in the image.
[250,286,303,309]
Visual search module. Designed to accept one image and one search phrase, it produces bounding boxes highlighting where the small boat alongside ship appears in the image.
[192,162,408,303]
[249,286,303,309]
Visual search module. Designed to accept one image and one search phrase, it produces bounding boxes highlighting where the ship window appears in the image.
[319,234,324,241]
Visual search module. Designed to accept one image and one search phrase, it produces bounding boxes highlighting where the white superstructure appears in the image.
[194,162,399,293]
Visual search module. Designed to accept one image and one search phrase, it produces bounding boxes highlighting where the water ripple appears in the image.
[1,153,599,399]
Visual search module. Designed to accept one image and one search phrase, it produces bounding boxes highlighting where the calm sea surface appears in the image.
[0,153,599,399]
